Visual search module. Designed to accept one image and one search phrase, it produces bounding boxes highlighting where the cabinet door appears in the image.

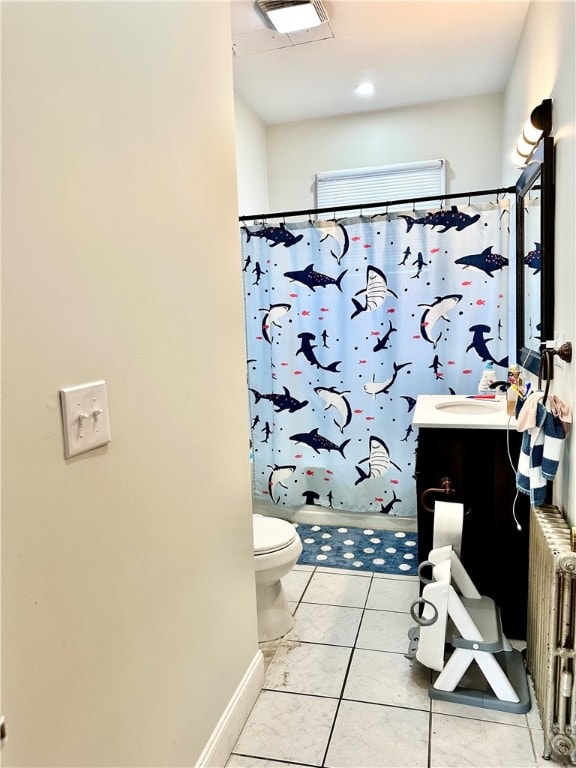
[415,428,530,639]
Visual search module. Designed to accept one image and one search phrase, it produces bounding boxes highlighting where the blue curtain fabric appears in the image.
[242,203,510,517]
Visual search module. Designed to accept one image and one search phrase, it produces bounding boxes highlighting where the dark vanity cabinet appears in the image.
[415,426,531,639]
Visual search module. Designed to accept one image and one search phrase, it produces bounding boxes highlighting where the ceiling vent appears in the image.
[256,0,329,34]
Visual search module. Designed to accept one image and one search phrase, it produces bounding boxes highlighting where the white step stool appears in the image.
[406,544,530,714]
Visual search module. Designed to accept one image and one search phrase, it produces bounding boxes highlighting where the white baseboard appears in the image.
[195,649,264,768]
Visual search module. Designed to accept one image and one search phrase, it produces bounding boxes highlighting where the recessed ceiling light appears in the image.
[355,82,376,97]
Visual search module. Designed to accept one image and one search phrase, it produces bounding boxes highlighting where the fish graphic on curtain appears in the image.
[241,203,510,517]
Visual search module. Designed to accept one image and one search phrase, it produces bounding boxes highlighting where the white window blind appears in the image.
[316,159,446,217]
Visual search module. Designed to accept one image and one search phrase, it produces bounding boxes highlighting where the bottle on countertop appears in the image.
[477,361,497,394]
[507,364,521,415]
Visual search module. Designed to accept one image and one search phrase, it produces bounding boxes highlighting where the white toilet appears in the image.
[253,514,303,642]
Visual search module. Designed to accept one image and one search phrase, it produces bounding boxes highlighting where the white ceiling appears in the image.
[231,0,530,125]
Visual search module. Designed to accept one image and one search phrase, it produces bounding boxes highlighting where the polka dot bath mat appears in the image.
[294,523,418,575]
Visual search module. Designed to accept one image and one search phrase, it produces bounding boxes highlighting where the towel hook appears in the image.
[538,347,553,400]
[539,342,573,399]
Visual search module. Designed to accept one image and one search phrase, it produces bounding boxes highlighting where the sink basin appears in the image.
[413,395,512,429]
[434,399,501,415]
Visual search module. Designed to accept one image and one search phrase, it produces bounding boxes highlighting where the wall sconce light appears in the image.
[512,99,553,168]
[256,0,329,34]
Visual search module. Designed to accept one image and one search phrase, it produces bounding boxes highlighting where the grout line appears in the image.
[319,573,375,767]
[291,566,316,613]
[527,725,544,766]
[337,697,431,715]
[427,705,433,768]
[231,750,317,768]
[260,687,341,701]
[274,638,356,650]
[255,567,536,768]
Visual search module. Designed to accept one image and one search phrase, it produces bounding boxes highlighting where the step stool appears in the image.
[406,544,530,714]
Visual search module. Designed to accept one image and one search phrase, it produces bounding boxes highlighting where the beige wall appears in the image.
[501,0,576,523]
[235,95,269,215]
[265,93,504,211]
[1,2,257,765]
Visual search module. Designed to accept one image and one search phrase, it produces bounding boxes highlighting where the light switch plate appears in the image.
[60,380,111,458]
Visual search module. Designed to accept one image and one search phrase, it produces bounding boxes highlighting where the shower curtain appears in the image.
[241,201,510,518]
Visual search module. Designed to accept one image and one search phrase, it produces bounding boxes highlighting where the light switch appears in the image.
[60,380,111,458]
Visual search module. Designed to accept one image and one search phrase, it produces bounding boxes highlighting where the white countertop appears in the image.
[412,395,518,430]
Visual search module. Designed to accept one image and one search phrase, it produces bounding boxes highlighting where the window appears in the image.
[316,159,446,218]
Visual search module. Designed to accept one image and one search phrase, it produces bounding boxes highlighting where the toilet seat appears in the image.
[253,515,297,555]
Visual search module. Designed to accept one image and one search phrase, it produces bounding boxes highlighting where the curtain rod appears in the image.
[238,185,516,223]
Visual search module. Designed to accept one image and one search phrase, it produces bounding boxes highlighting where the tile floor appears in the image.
[228,565,552,768]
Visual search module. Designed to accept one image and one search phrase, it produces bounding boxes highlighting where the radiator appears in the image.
[528,504,576,763]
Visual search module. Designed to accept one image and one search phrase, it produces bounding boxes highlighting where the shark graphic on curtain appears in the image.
[241,202,510,517]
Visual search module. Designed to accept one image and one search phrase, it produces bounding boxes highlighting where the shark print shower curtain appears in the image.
[241,202,510,518]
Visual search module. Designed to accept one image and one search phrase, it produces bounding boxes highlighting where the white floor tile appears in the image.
[316,566,372,577]
[356,609,415,653]
[430,712,537,767]
[431,696,529,727]
[232,558,542,768]
[264,640,352,698]
[372,571,419,581]
[287,602,363,646]
[343,648,431,711]
[281,568,313,602]
[325,699,429,767]
[431,696,530,727]
[227,755,315,768]
[366,576,419,612]
[529,728,552,768]
[232,690,338,767]
[258,639,282,672]
[526,675,544,732]
[302,571,371,608]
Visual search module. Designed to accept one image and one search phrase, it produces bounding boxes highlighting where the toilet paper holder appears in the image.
[421,476,456,513]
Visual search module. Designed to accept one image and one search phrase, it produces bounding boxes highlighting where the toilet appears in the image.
[253,514,303,642]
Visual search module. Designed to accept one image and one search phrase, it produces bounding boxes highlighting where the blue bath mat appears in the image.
[294,523,418,575]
